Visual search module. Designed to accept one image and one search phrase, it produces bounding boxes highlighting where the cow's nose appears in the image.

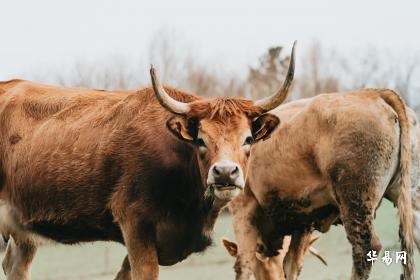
[212,163,240,183]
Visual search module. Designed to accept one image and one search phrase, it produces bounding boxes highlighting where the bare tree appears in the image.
[27,33,420,118]
[296,41,343,99]
[245,46,291,99]
[147,28,195,87]
[32,53,141,90]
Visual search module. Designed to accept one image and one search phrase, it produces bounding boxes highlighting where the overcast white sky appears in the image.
[0,0,419,103]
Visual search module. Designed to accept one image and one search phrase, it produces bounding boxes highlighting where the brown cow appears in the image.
[227,91,420,280]
[0,43,296,280]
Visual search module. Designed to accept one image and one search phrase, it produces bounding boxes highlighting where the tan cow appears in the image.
[0,43,297,280]
[226,91,420,280]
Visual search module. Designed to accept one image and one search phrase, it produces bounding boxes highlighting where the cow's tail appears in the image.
[380,89,414,280]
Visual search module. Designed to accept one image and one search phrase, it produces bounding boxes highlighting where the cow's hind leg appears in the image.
[2,236,37,280]
[114,255,131,280]
[332,177,382,280]
[339,203,380,280]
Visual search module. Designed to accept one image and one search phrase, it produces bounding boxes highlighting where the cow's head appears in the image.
[222,236,327,280]
[150,42,296,202]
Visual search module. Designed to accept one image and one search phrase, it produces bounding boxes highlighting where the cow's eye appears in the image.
[196,138,207,148]
[243,136,254,146]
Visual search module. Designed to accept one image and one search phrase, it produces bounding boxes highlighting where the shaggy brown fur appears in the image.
[187,98,263,121]
[0,79,281,280]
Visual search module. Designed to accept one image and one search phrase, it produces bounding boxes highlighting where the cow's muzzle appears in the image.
[206,161,244,201]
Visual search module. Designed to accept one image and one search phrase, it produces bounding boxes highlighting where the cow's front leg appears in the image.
[283,230,312,280]
[229,187,260,280]
[120,221,158,280]
[114,255,131,280]
[2,236,37,280]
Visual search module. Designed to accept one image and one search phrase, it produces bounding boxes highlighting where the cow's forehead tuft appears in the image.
[188,97,263,122]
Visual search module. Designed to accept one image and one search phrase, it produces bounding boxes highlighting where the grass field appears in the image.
[1,200,419,279]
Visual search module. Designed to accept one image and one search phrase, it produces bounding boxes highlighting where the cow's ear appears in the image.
[251,113,280,142]
[166,116,198,142]
[222,238,238,257]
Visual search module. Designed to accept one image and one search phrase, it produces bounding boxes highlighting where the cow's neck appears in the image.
[187,151,224,233]
[153,150,225,265]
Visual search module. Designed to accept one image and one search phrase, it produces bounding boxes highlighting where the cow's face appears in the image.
[222,236,326,280]
[222,237,286,280]
[150,41,296,201]
[165,103,280,200]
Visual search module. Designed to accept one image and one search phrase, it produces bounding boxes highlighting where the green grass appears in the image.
[1,200,419,279]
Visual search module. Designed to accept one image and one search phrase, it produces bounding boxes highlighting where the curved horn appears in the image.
[309,247,328,266]
[150,65,190,115]
[254,41,297,112]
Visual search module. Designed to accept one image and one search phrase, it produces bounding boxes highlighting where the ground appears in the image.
[0,200,419,280]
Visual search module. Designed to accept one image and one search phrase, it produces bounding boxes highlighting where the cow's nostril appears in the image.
[231,166,239,175]
[213,166,221,175]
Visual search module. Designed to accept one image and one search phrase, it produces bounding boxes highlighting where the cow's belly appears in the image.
[28,212,123,244]
[271,204,340,233]
[256,186,340,235]
[256,202,340,236]
[0,200,123,244]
